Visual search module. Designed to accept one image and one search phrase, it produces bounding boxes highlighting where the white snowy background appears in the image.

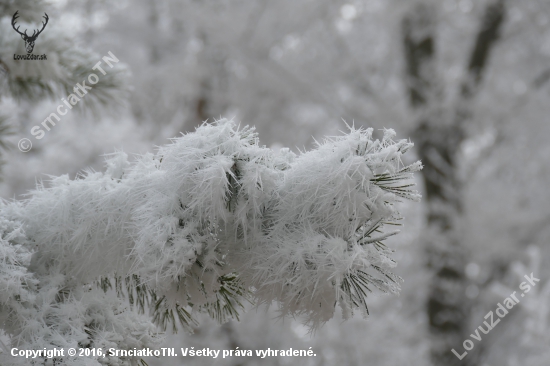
[1,0,550,365]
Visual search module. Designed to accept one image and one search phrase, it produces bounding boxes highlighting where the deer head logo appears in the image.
[11,11,49,54]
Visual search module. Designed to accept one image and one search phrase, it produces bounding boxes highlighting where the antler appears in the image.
[11,11,49,40]
[11,11,27,37]
[32,13,49,38]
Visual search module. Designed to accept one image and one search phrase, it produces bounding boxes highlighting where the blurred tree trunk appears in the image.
[195,81,210,124]
[148,0,161,63]
[221,322,244,366]
[402,2,505,365]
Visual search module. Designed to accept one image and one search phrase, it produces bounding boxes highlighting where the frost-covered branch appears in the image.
[0,120,421,365]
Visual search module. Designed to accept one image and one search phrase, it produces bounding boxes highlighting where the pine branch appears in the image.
[0,120,421,364]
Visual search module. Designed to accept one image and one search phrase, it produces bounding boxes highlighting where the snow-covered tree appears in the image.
[401,2,506,364]
[3,0,549,365]
[0,120,421,365]
[0,0,130,180]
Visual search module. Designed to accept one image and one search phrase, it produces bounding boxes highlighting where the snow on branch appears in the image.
[0,119,421,365]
